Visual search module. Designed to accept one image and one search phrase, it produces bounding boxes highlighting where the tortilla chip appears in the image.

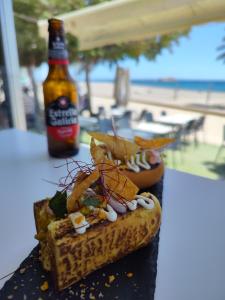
[90,138,107,165]
[99,159,139,201]
[134,136,175,150]
[89,132,139,161]
[67,169,100,213]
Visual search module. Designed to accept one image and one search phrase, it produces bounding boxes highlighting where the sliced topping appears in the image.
[149,150,161,165]
[67,169,100,214]
[82,196,101,207]
[80,206,92,216]
[85,188,96,197]
[136,152,151,170]
[108,196,127,214]
[75,215,85,225]
[135,194,154,210]
[125,200,137,211]
[69,212,90,234]
[49,191,67,218]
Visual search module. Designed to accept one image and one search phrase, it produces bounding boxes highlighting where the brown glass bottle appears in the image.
[43,18,79,158]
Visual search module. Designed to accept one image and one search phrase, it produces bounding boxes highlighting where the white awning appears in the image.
[38,0,225,50]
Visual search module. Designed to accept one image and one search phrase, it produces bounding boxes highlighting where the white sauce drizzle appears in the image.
[135,195,154,210]
[105,204,117,222]
[93,204,118,222]
[69,212,90,234]
[107,151,113,160]
[106,148,160,173]
[127,156,140,172]
[69,192,154,235]
[125,200,137,211]
[141,150,151,168]
[136,152,151,170]
[114,159,121,165]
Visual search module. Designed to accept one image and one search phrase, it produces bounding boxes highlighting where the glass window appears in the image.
[0,30,11,129]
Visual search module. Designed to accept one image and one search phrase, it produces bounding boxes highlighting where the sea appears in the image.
[131,79,225,93]
[94,79,225,93]
[31,64,225,93]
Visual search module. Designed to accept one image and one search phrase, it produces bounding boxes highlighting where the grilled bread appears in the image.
[34,194,161,291]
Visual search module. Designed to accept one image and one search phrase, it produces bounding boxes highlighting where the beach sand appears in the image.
[79,82,225,146]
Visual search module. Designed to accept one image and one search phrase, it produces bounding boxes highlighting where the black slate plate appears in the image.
[0,179,163,300]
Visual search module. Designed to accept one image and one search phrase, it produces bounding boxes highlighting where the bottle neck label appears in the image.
[48,33,68,61]
[46,96,79,141]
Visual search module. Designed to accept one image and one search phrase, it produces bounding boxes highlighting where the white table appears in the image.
[79,115,99,130]
[108,128,154,140]
[155,114,198,127]
[155,171,225,300]
[0,129,91,289]
[133,121,174,136]
[111,106,127,117]
[1,129,225,300]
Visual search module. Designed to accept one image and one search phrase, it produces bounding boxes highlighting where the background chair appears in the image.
[192,115,205,144]
[115,110,132,128]
[98,118,114,133]
[136,110,153,122]
[166,126,184,167]
[111,104,118,109]
[136,109,153,122]
[144,112,154,122]
[182,119,196,144]
[98,106,106,118]
[160,110,167,116]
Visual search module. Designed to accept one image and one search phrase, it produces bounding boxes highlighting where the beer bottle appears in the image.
[43,18,79,158]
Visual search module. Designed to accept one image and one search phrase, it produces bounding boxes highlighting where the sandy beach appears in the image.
[79,82,225,146]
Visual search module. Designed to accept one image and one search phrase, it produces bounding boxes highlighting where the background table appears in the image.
[79,115,99,130]
[155,114,198,127]
[133,121,174,136]
[0,129,225,300]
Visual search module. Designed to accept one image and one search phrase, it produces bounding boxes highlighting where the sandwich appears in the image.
[33,139,161,291]
[88,132,174,189]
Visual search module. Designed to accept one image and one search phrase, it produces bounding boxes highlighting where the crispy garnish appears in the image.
[89,132,139,161]
[90,138,107,165]
[67,169,100,213]
[100,159,139,201]
[90,138,139,201]
[40,281,49,291]
[108,275,116,283]
[126,272,133,278]
[134,136,175,150]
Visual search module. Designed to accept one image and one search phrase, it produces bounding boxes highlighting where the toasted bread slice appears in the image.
[34,194,161,290]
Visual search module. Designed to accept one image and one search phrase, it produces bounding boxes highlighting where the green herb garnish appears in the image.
[83,197,101,207]
[49,191,67,218]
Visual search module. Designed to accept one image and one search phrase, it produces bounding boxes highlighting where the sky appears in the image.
[81,22,225,81]
[34,22,225,82]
